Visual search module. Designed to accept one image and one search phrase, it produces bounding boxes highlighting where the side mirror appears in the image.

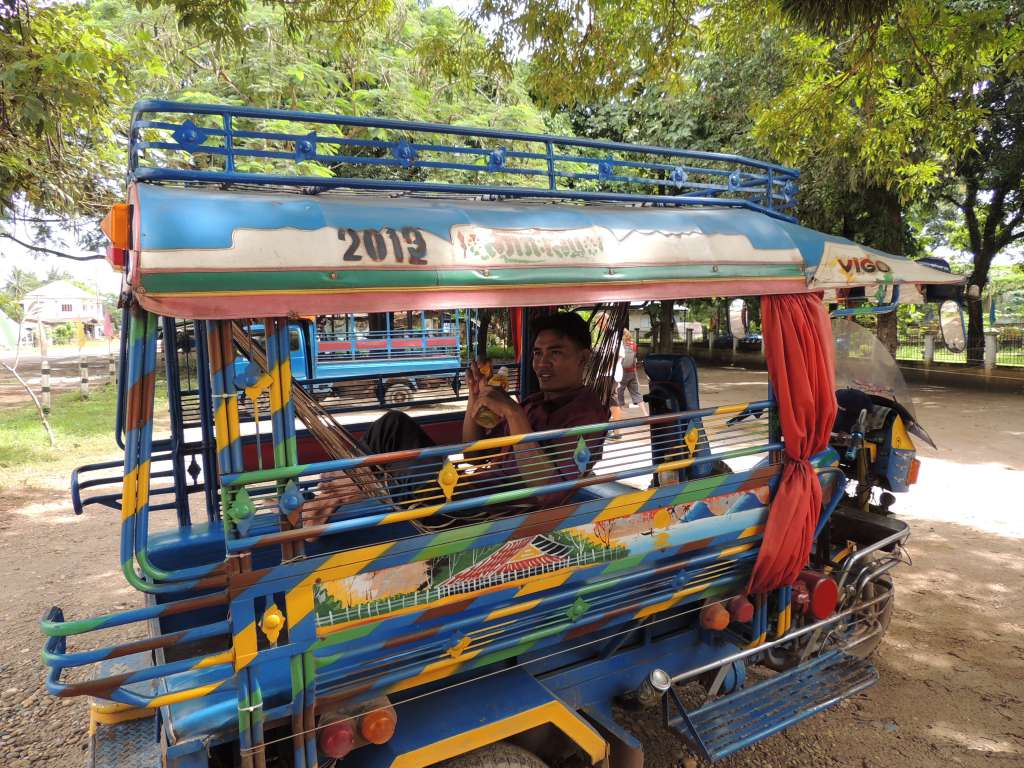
[728,299,747,338]
[938,300,966,353]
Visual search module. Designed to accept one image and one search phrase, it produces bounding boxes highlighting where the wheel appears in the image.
[442,743,548,768]
[762,560,895,671]
[385,381,414,406]
[837,572,894,659]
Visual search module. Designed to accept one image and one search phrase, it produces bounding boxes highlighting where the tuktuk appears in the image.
[44,101,962,768]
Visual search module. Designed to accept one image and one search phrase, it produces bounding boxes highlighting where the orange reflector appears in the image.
[700,603,730,631]
[101,203,131,250]
[360,707,397,745]
[908,458,921,485]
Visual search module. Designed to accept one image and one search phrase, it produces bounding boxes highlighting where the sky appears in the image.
[0,218,123,296]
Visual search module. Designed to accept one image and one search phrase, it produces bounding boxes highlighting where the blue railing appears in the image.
[129,100,800,221]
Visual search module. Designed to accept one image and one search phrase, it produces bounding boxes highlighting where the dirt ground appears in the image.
[0,367,1021,767]
[0,348,117,408]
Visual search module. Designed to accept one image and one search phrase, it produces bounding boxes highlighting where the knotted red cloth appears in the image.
[747,294,838,593]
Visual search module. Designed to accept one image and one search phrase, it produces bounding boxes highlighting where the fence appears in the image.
[897,325,1024,368]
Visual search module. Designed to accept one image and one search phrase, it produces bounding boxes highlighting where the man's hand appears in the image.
[475,385,521,420]
[466,360,486,405]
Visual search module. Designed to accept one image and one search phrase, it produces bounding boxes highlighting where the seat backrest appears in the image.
[643,354,701,414]
[643,354,715,482]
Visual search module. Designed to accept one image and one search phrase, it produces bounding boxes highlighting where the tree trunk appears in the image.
[965,292,985,366]
[476,309,492,358]
[876,312,898,357]
[964,255,994,367]
[656,301,675,353]
[864,185,904,356]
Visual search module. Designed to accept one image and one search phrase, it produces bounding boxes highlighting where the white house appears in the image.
[21,280,105,338]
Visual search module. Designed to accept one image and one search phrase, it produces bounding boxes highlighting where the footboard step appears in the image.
[89,654,160,768]
[90,716,160,768]
[667,651,878,762]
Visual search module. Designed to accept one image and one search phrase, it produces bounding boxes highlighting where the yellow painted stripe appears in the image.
[386,650,481,694]
[485,599,543,622]
[287,542,395,627]
[193,650,234,670]
[234,621,259,671]
[378,503,445,526]
[712,402,750,416]
[390,699,607,768]
[148,681,226,709]
[213,400,230,455]
[515,568,574,597]
[134,459,151,514]
[89,703,151,729]
[121,465,139,521]
[268,358,283,419]
[719,542,756,559]
[633,583,707,620]
[739,524,765,539]
[593,487,658,523]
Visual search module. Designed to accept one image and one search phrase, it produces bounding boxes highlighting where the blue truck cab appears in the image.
[233,311,471,405]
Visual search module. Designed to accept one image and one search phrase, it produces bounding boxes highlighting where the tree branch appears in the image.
[0,232,104,261]
[0,361,55,447]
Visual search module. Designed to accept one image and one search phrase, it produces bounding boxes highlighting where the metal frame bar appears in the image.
[128,101,799,221]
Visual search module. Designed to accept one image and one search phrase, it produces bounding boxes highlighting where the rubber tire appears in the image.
[842,573,894,660]
[443,742,548,768]
[385,381,415,406]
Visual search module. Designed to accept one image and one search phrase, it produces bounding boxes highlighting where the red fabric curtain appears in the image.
[747,293,838,594]
[510,308,523,362]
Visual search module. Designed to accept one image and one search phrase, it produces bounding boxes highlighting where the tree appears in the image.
[2,266,42,321]
[475,1,1022,356]
[938,73,1024,362]
[0,1,129,224]
[2,0,538,263]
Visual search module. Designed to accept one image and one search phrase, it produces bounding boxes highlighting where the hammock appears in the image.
[229,322,385,506]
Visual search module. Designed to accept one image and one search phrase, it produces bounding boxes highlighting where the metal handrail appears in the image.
[129,101,799,221]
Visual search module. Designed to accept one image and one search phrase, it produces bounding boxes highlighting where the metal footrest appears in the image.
[667,651,878,761]
[90,716,161,768]
[88,654,161,768]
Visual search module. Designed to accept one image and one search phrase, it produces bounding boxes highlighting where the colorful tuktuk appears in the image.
[46,101,962,768]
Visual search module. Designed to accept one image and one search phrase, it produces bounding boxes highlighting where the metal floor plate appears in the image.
[89,716,161,768]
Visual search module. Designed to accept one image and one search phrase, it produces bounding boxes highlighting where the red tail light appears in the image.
[796,571,839,621]
[319,719,356,759]
[908,458,921,485]
[727,596,754,624]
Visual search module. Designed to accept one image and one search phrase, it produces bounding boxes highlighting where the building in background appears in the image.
[20,280,105,339]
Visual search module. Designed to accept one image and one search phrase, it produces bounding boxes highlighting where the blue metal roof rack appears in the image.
[129,100,800,222]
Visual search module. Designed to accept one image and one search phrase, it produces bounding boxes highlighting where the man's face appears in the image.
[532,330,589,395]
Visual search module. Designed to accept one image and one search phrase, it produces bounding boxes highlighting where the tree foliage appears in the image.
[0,1,129,218]
[0,0,547,262]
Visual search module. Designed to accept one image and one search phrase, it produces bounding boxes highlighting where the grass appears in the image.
[0,383,167,494]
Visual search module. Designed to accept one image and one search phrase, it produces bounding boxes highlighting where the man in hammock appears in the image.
[309,313,609,524]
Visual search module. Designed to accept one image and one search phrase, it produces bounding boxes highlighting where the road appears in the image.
[0,367,1020,767]
[0,346,117,408]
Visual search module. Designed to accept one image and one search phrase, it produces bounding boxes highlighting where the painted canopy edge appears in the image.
[130,184,962,320]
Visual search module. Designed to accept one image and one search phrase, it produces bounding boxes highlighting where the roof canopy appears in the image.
[130,184,961,320]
